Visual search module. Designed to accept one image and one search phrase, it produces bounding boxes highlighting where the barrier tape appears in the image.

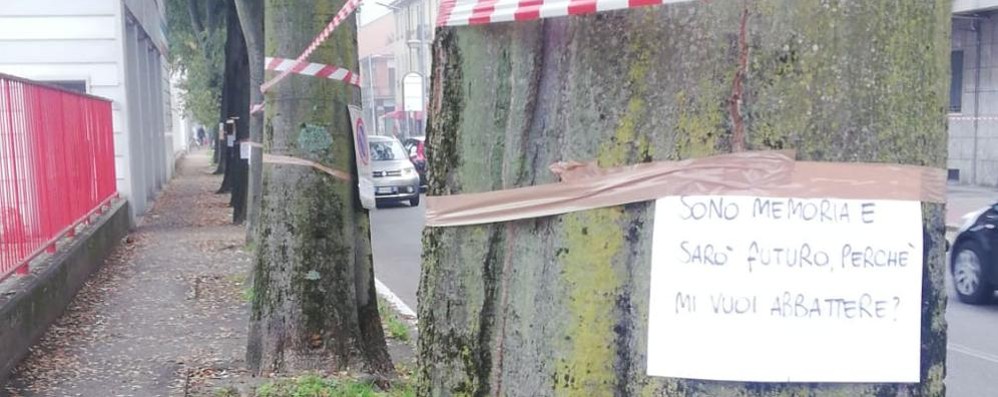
[265,57,361,86]
[250,101,265,115]
[948,115,998,121]
[437,0,695,26]
[260,0,362,92]
[425,151,946,227]
[242,141,351,181]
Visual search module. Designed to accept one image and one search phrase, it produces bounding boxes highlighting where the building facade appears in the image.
[0,0,183,221]
[388,0,437,138]
[359,12,398,137]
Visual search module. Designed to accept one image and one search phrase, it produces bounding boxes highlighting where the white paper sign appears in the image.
[348,105,375,209]
[647,196,922,383]
[227,135,235,148]
[240,141,251,160]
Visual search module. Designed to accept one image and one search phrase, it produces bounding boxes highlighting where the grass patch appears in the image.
[214,387,239,397]
[377,297,410,342]
[254,374,414,397]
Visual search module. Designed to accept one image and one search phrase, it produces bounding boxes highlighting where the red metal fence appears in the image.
[0,73,117,282]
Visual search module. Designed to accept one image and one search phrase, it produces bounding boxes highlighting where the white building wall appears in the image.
[0,0,172,221]
[0,0,131,199]
[955,0,998,14]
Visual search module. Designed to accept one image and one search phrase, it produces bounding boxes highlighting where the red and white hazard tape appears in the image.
[948,115,998,121]
[437,0,694,26]
[265,57,360,86]
[260,0,362,92]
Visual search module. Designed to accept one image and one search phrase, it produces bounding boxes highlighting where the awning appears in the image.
[382,110,425,120]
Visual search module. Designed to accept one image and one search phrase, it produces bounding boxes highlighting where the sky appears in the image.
[358,2,393,26]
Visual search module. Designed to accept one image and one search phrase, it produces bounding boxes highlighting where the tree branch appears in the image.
[186,0,206,34]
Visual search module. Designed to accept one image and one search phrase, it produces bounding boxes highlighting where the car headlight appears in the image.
[403,167,414,175]
[959,207,989,234]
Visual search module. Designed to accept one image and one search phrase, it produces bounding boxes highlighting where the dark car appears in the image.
[951,204,998,304]
[403,136,427,188]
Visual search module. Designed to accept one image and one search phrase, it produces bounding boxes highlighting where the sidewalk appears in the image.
[947,183,998,231]
[3,151,252,397]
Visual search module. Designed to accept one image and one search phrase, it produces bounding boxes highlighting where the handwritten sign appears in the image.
[647,196,922,383]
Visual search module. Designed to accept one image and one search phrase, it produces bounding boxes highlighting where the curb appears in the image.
[374,278,418,325]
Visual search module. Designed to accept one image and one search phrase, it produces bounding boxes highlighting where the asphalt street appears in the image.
[945,271,998,397]
[370,197,425,312]
[370,197,998,395]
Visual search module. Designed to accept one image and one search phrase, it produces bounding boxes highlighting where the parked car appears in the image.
[402,136,427,188]
[951,203,998,304]
[369,136,421,207]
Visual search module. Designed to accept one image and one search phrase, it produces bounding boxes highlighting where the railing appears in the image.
[0,73,117,282]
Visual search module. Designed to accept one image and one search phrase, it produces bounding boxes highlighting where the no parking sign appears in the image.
[349,105,375,209]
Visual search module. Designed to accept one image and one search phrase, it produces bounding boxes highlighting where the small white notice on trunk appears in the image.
[647,196,922,383]
[240,141,251,160]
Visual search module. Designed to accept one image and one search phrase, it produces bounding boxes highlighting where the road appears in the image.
[370,197,998,395]
[370,197,425,312]
[945,271,998,397]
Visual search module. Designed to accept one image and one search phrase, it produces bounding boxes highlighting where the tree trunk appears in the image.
[216,0,251,226]
[234,0,264,238]
[246,0,393,376]
[214,0,232,176]
[227,0,250,224]
[419,1,949,396]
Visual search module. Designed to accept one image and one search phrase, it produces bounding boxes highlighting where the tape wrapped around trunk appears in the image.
[425,151,945,227]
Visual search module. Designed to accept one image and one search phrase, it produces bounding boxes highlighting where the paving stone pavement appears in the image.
[3,151,252,397]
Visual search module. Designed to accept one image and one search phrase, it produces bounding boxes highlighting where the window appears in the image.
[388,66,396,97]
[951,50,964,113]
[45,80,87,94]
[370,139,407,161]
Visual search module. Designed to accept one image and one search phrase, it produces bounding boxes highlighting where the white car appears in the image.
[368,136,420,207]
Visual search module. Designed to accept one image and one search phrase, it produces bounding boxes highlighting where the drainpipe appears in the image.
[973,18,982,184]
[367,57,378,135]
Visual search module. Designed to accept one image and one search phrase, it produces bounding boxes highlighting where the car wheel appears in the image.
[953,241,993,304]
[409,193,420,207]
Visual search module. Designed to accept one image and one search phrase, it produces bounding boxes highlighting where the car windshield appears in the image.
[370,139,407,161]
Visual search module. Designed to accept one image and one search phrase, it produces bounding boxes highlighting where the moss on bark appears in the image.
[419,1,949,395]
[246,0,391,376]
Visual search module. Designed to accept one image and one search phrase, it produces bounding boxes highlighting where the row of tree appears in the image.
[166,0,393,379]
[166,0,949,395]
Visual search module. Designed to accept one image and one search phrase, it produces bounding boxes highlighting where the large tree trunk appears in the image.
[419,1,949,396]
[246,0,393,376]
[234,0,264,238]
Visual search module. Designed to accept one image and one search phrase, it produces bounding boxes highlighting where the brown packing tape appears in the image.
[774,161,945,204]
[262,153,352,182]
[425,151,945,228]
[426,151,795,227]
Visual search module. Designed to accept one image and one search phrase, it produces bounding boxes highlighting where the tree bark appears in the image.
[246,0,393,376]
[216,0,251,226]
[186,0,206,37]
[234,0,264,239]
[213,125,226,173]
[419,1,949,396]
